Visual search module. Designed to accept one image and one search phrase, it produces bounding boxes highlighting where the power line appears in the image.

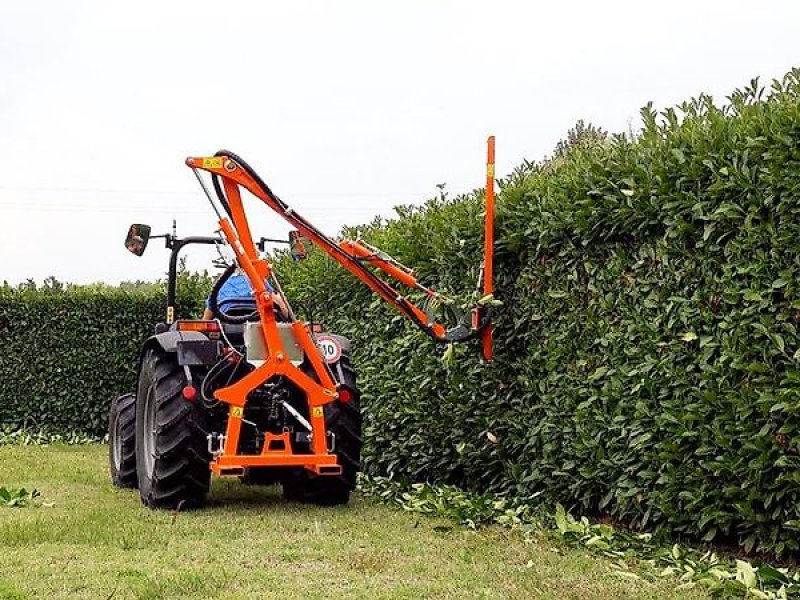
[0,201,396,220]
[0,185,431,197]
[0,200,395,217]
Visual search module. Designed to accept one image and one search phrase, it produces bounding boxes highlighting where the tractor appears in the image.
[108,142,496,509]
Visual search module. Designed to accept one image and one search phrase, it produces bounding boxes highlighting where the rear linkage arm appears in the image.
[186,148,494,350]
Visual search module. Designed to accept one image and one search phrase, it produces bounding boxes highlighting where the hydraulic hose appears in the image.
[210,173,233,219]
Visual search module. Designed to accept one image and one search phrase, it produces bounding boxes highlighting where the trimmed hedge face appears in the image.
[2,71,799,555]
[277,71,800,555]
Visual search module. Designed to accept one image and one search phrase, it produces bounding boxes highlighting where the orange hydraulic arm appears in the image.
[186,144,495,349]
[481,136,496,361]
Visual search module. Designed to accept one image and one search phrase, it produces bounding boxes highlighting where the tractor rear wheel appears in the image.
[109,393,138,489]
[282,355,362,505]
[135,347,211,509]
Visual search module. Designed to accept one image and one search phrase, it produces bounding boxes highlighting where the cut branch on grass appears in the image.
[360,476,800,599]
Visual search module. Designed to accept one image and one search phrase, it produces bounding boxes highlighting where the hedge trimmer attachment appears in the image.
[109,138,498,510]
[172,140,497,484]
[185,136,498,361]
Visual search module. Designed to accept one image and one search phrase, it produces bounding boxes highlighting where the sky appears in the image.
[1,0,798,285]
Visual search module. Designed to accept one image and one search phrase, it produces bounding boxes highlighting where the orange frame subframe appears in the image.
[187,140,494,476]
[186,155,342,477]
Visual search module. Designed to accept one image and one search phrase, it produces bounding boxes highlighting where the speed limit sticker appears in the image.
[315,334,342,364]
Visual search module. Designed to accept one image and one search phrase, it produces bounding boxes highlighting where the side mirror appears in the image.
[289,230,312,260]
[125,224,151,256]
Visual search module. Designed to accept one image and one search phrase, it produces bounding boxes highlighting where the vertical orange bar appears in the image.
[222,405,243,458]
[481,136,495,362]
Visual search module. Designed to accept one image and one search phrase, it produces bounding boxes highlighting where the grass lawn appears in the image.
[0,445,707,599]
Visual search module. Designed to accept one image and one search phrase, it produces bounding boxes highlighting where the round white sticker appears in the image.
[315,334,342,364]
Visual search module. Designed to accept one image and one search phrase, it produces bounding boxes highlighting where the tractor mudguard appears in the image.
[138,331,209,367]
[176,339,222,366]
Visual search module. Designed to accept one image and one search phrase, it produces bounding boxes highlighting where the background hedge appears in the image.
[0,275,208,434]
[2,70,800,555]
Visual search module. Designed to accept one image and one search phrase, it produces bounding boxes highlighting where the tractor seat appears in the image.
[218,296,259,317]
[216,297,257,345]
[215,297,287,345]
[218,296,288,321]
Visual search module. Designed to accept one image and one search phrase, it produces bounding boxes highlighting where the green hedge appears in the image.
[277,71,800,555]
[2,70,800,555]
[0,276,208,435]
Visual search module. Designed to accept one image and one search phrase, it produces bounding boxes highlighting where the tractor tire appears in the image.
[135,347,211,510]
[109,393,138,489]
[282,355,362,506]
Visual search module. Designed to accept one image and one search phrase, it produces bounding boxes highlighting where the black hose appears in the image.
[215,149,284,210]
[201,356,230,406]
[201,355,251,407]
[211,173,232,218]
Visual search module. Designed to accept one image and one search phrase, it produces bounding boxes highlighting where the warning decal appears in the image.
[202,157,223,169]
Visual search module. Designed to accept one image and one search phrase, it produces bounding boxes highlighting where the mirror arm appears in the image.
[144,233,172,248]
[257,236,291,252]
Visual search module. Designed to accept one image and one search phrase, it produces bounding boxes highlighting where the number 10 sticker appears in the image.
[315,334,342,364]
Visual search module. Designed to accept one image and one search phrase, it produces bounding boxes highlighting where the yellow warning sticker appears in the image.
[487,164,495,178]
[202,157,223,169]
[232,406,243,418]
[312,407,323,418]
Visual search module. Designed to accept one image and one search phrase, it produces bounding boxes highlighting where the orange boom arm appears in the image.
[186,147,495,348]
